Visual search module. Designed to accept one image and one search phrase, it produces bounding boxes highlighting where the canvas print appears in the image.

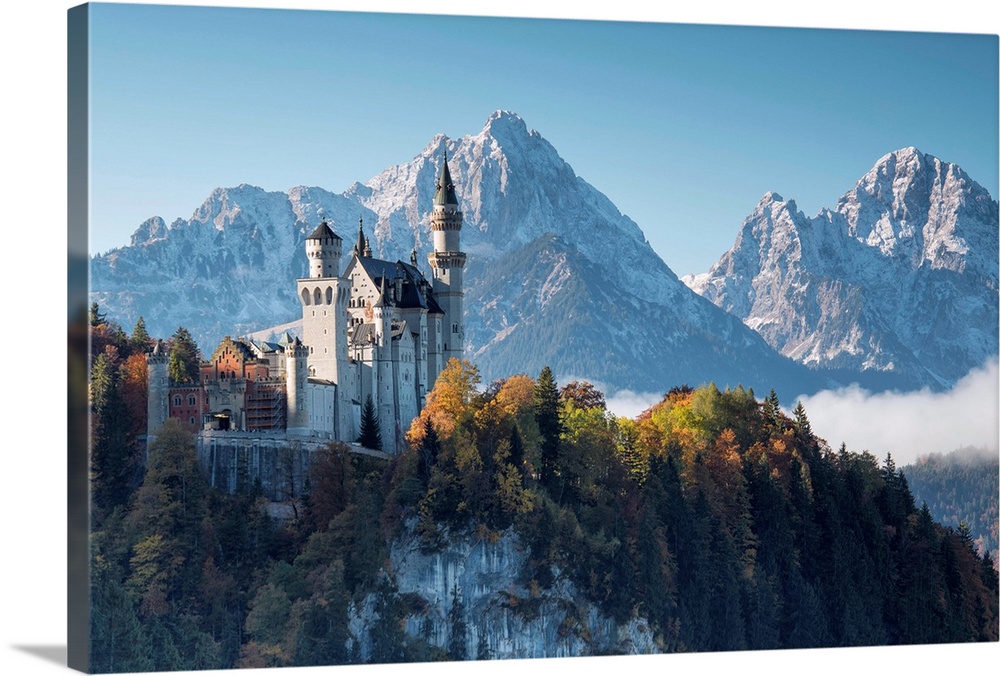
[69,2,1000,673]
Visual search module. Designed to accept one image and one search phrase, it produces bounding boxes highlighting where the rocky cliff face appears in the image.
[685,148,998,389]
[348,528,658,660]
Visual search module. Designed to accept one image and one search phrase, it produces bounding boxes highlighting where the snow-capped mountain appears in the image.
[684,148,998,389]
[91,111,854,397]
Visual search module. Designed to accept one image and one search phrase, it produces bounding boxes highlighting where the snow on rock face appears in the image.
[686,147,999,388]
[348,528,659,661]
[92,110,822,397]
[837,147,996,282]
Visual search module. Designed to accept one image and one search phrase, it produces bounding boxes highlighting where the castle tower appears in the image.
[306,219,342,278]
[297,221,354,442]
[285,337,310,434]
[427,153,466,366]
[297,221,351,383]
[146,339,170,445]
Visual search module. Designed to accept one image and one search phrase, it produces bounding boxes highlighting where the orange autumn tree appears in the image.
[407,358,480,446]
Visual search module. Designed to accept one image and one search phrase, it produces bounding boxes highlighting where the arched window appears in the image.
[301,288,311,306]
[172,395,181,407]
[188,395,196,406]
[326,286,333,304]
[314,288,322,305]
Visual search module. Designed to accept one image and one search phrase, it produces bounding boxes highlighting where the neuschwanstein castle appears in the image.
[146,156,466,490]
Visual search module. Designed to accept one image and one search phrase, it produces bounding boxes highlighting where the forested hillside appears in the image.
[904,449,999,568]
[87,310,999,671]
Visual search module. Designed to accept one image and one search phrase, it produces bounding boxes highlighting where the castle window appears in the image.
[173,395,181,407]
[189,417,196,425]
[452,323,459,334]
[301,288,311,306]
[188,395,196,406]
[326,287,333,304]
[314,288,322,305]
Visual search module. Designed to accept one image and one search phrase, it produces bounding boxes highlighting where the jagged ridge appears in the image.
[685,148,999,389]
[91,113,961,399]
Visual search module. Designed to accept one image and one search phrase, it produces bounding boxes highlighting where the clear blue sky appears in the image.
[87,1,999,277]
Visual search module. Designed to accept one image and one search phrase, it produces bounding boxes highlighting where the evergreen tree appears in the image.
[792,401,811,436]
[534,366,562,493]
[168,326,200,383]
[113,324,130,354]
[90,301,106,327]
[417,417,440,486]
[763,388,782,431]
[130,316,151,353]
[507,425,524,475]
[358,394,383,451]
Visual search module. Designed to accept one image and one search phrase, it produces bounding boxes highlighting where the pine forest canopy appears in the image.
[86,307,999,670]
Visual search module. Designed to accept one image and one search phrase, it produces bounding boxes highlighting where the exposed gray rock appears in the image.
[348,527,659,661]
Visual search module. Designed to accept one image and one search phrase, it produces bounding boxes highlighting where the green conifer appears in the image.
[358,394,382,451]
[534,366,562,492]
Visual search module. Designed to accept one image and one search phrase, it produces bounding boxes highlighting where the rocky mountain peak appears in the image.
[129,216,168,247]
[480,109,531,142]
[687,147,998,388]
[835,146,995,273]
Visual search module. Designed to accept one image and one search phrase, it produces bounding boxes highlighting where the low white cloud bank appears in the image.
[564,363,999,467]
[795,359,1000,466]
[605,389,664,419]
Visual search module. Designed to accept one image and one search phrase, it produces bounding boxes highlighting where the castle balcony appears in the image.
[427,251,467,269]
[430,215,463,231]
